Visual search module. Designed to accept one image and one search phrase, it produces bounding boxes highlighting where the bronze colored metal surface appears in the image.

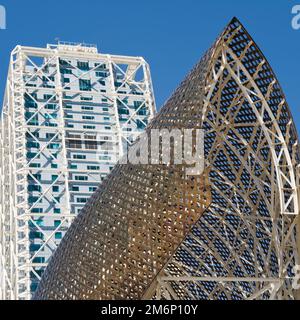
[35,18,300,300]
[34,161,210,300]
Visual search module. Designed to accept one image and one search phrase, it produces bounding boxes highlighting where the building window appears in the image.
[82,106,93,111]
[55,232,62,240]
[68,140,82,149]
[76,198,87,203]
[64,94,73,99]
[87,165,100,170]
[85,134,96,140]
[77,61,89,70]
[85,141,98,150]
[51,175,58,182]
[31,208,43,214]
[118,107,129,115]
[44,113,57,120]
[27,152,39,159]
[136,119,146,129]
[26,132,39,139]
[96,71,107,78]
[25,100,38,108]
[134,101,143,108]
[95,63,106,69]
[68,134,81,139]
[61,68,72,75]
[138,107,148,116]
[46,133,56,139]
[82,115,95,120]
[43,94,52,100]
[83,125,96,130]
[28,196,41,204]
[48,143,60,150]
[28,185,41,192]
[115,81,122,87]
[99,155,111,161]
[32,257,45,263]
[79,79,92,91]
[81,95,93,101]
[27,141,40,148]
[54,220,60,228]
[73,154,86,160]
[45,104,56,110]
[75,176,88,181]
[30,231,43,240]
[30,163,41,168]
[28,173,41,181]
[27,116,39,126]
[45,122,58,128]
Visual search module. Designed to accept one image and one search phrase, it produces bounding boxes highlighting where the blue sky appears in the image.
[0,0,300,129]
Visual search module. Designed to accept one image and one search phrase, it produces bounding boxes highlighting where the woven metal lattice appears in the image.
[35,18,300,300]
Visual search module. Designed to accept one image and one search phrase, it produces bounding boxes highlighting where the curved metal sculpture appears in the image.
[35,18,300,300]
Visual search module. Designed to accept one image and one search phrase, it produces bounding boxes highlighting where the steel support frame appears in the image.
[0,44,156,300]
[155,40,299,300]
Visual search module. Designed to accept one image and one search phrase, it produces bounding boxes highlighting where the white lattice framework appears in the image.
[154,18,300,300]
[34,19,300,301]
[0,43,155,300]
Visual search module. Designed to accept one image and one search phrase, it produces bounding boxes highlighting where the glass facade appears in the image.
[0,43,156,299]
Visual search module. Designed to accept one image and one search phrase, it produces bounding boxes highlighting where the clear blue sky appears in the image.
[1,0,300,129]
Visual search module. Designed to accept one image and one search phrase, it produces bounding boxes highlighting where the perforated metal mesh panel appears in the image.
[35,18,300,300]
[157,18,300,300]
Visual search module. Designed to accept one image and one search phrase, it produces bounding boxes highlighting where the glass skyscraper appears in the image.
[0,42,156,299]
